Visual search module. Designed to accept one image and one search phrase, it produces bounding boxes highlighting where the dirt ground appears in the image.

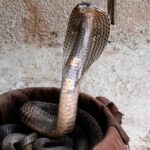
[0,28,150,149]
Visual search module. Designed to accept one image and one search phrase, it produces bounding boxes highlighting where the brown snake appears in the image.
[20,2,110,139]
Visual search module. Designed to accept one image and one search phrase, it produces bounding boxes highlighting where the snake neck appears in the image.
[55,14,94,136]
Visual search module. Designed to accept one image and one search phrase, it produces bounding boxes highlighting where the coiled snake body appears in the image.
[1,2,110,149]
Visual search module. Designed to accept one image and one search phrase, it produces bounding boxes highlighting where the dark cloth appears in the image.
[0,87,129,149]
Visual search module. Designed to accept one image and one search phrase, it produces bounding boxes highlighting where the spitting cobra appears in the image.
[1,2,110,149]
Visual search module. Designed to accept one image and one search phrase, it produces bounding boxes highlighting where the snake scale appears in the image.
[0,2,110,150]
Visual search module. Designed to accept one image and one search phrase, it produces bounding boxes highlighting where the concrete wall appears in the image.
[0,0,150,46]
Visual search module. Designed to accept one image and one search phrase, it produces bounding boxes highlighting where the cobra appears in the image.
[20,2,110,138]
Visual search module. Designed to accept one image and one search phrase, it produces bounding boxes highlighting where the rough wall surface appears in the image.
[0,0,150,46]
[0,0,150,150]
